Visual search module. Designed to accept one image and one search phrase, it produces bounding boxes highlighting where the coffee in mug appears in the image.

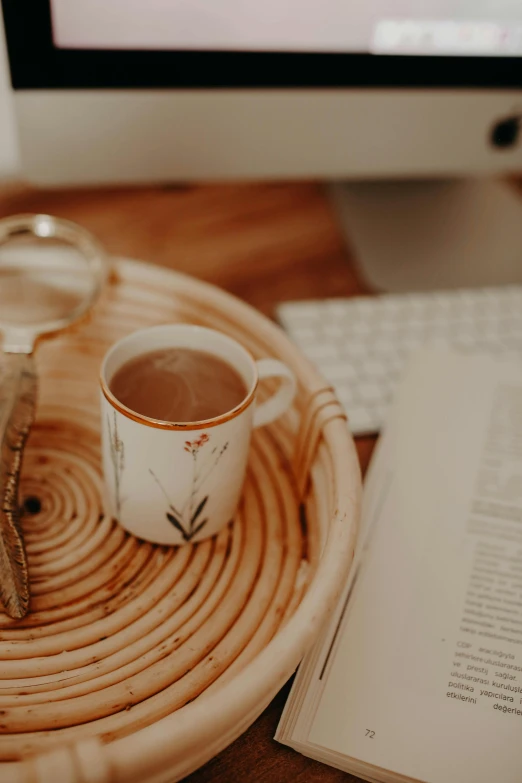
[109,347,248,423]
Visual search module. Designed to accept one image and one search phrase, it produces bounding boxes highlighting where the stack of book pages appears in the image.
[277,350,522,783]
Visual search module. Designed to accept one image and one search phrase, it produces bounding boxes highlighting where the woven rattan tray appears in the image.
[1,259,360,783]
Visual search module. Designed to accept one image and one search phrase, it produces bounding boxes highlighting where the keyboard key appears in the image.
[348,407,378,434]
[356,381,384,403]
[337,387,358,410]
[290,326,318,343]
[325,299,352,318]
[303,343,338,361]
[350,319,372,335]
[344,342,369,360]
[360,358,388,378]
[322,322,346,339]
[321,362,358,382]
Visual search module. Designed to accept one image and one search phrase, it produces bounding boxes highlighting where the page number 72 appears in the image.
[365,729,375,739]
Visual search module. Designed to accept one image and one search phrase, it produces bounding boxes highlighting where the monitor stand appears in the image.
[330,178,522,292]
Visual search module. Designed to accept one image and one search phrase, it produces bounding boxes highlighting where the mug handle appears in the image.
[253,359,296,429]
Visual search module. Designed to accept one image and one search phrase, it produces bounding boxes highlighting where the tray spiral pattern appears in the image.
[0,260,360,783]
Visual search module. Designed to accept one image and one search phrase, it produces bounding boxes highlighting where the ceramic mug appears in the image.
[100,324,296,545]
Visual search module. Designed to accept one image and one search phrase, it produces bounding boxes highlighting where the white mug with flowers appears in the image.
[100,324,296,545]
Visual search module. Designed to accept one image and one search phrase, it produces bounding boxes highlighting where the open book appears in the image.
[276,350,522,783]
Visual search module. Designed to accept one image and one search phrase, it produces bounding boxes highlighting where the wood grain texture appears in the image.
[0,181,375,783]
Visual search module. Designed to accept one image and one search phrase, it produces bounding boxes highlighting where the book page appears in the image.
[306,351,522,783]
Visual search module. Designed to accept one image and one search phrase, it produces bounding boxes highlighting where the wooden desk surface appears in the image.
[0,181,376,783]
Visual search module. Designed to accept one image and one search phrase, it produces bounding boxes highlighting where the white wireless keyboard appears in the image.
[278,286,522,435]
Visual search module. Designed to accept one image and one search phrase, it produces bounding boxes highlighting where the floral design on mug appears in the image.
[184,433,209,453]
[150,432,229,542]
[107,410,125,516]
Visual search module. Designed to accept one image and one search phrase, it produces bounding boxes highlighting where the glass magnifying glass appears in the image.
[0,214,107,619]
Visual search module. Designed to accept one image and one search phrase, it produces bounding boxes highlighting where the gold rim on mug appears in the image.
[99,326,260,431]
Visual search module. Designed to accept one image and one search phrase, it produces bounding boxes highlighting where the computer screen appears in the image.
[51,0,522,57]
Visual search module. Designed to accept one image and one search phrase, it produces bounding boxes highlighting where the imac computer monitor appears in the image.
[2,0,521,186]
[1,1,522,290]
